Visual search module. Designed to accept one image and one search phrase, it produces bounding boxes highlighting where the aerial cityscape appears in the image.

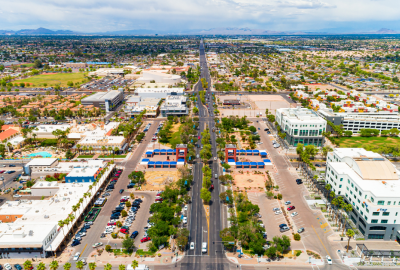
[1,2,400,270]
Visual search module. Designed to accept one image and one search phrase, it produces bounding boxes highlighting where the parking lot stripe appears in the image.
[320,223,328,229]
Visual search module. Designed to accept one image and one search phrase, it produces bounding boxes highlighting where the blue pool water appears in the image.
[28,151,52,158]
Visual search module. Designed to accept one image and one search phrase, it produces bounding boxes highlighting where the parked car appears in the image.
[297,227,305,233]
[120,228,129,234]
[92,242,103,248]
[291,212,298,217]
[273,207,279,212]
[287,206,295,211]
[119,189,124,194]
[141,236,151,243]
[14,264,22,270]
[71,240,80,247]
[190,242,195,250]
[326,255,332,265]
[284,201,291,205]
[280,226,290,233]
[279,224,288,228]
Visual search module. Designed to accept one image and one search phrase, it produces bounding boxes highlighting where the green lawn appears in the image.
[99,155,127,158]
[77,155,94,158]
[166,124,182,149]
[13,72,87,87]
[135,249,155,256]
[337,136,400,148]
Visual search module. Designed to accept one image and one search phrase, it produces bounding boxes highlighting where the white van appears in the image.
[202,242,207,253]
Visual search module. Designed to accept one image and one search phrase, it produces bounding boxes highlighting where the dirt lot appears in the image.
[218,95,291,117]
[233,172,266,192]
[142,170,181,191]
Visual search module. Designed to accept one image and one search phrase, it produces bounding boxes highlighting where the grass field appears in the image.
[13,72,87,87]
[77,155,94,158]
[98,155,127,158]
[336,136,400,148]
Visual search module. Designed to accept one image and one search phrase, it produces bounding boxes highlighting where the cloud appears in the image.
[278,0,336,9]
[0,0,399,32]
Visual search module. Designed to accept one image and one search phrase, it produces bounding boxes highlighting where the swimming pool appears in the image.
[28,151,52,158]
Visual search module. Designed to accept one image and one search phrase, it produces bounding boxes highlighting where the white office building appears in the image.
[275,107,326,147]
[318,109,400,134]
[326,148,400,240]
[160,95,188,117]
[134,88,184,99]
[136,70,181,84]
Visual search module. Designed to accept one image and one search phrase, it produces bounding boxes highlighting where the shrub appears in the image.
[277,194,282,200]
[293,233,301,241]
[274,195,277,199]
[111,233,118,239]
[295,250,302,257]
[126,201,131,208]
[116,221,122,227]
[105,245,112,252]
[121,210,127,217]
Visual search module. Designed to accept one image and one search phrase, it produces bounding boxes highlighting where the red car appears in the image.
[287,206,295,211]
[120,199,128,202]
[115,174,120,177]
[112,177,118,181]
[210,185,214,190]
[117,170,122,173]
[120,228,129,234]
[107,222,116,226]
[198,136,200,139]
[155,198,163,202]
[0,170,4,174]
[141,236,151,243]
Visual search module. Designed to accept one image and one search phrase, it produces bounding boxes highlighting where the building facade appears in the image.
[160,95,188,117]
[81,90,123,111]
[276,107,326,147]
[326,148,400,240]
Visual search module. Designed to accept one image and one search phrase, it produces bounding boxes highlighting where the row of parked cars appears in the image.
[140,192,164,243]
[71,221,93,247]
[2,264,25,270]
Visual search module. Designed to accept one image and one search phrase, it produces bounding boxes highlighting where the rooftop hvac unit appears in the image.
[44,215,49,219]
[29,230,34,236]
[22,218,27,220]
[35,210,39,213]
[69,191,72,195]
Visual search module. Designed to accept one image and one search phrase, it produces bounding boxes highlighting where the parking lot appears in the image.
[81,77,134,91]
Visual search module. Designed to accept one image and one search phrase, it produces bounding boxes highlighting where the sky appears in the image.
[1,0,400,32]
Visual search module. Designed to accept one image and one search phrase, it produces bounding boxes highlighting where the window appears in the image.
[371,197,375,203]
[355,187,358,192]
[370,226,386,231]
[351,183,354,188]
[371,219,378,223]
[373,212,380,216]
[396,212,398,217]
[377,201,384,205]
[388,201,391,205]
[359,191,362,196]
[340,178,343,182]
[381,220,388,224]
[366,208,369,213]
[348,179,350,184]
[368,234,384,239]
[382,212,390,216]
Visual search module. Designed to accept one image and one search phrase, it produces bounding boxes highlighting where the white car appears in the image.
[13,194,21,198]
[284,201,291,205]
[78,232,86,237]
[273,207,279,212]
[4,264,12,270]
[326,255,332,265]
[183,217,188,224]
[214,157,217,160]
[183,205,188,211]
[73,252,80,261]
[275,210,282,215]
[190,242,195,250]
[291,212,298,217]
[92,242,103,248]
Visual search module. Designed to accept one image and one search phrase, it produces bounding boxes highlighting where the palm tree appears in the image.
[82,146,88,154]
[23,260,33,270]
[37,262,46,270]
[63,263,71,270]
[342,203,353,235]
[118,265,125,270]
[58,220,65,236]
[76,261,84,270]
[64,218,70,231]
[49,260,59,270]
[131,260,139,270]
[346,229,355,252]
[89,146,93,155]
[88,263,96,270]
[104,263,112,270]
[76,144,81,154]
[32,133,37,145]
[108,146,112,156]
[101,146,106,156]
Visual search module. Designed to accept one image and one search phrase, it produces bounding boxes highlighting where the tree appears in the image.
[200,187,211,203]
[63,263,71,270]
[222,163,231,172]
[266,246,277,258]
[58,220,65,236]
[49,261,59,270]
[88,262,96,270]
[33,59,43,69]
[322,146,333,159]
[192,107,199,114]
[265,191,274,199]
[37,263,46,270]
[122,235,135,251]
[23,260,33,270]
[131,261,139,270]
[346,229,355,252]
[104,264,112,270]
[76,261,84,270]
[118,265,125,270]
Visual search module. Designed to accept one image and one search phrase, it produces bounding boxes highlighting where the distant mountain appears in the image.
[374,28,399,34]
[0,27,400,36]
[0,27,78,35]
